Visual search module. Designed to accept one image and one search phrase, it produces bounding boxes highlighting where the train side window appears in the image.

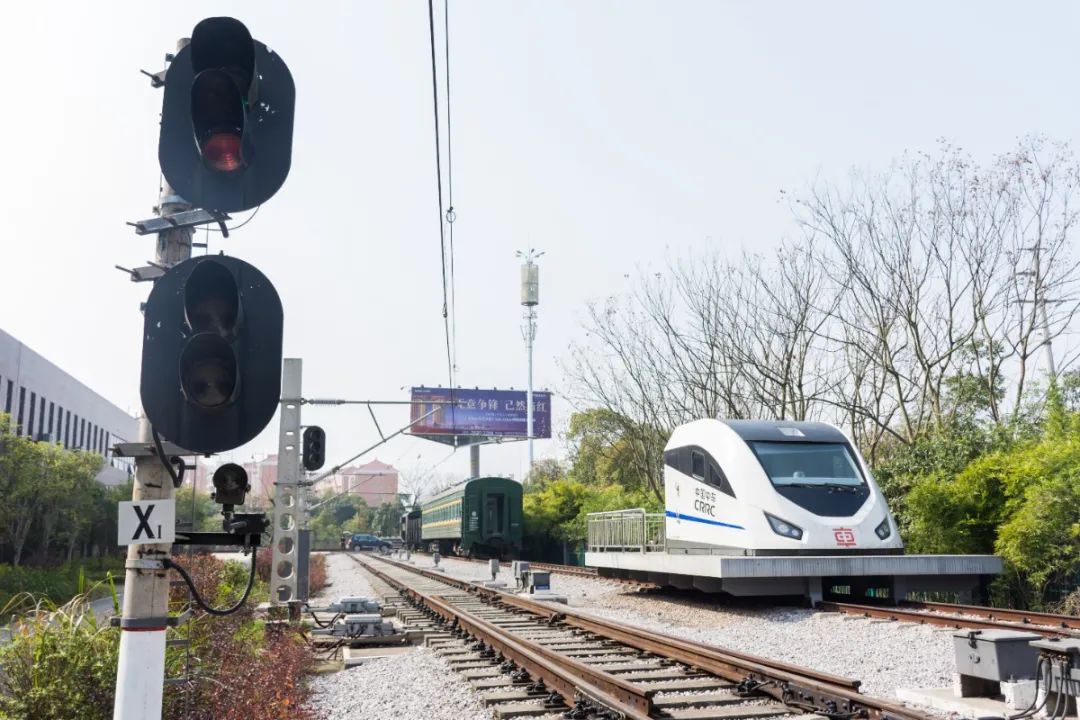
[707,460,736,498]
[691,451,706,480]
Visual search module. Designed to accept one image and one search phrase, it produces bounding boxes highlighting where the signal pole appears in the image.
[114,41,192,720]
[115,16,295,717]
[517,249,542,478]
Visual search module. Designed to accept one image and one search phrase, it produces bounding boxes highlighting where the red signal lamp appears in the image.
[202,132,244,172]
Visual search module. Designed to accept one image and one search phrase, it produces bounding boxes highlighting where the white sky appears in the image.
[1,1,1077,484]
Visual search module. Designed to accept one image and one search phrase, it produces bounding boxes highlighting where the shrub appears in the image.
[255,548,327,595]
[898,425,1080,608]
[309,554,327,595]
[0,594,119,720]
[164,554,315,720]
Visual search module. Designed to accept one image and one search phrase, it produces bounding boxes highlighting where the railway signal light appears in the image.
[159,17,295,212]
[302,426,326,472]
[140,255,283,454]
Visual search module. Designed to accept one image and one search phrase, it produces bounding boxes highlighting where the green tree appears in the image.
[0,419,49,566]
[566,409,668,501]
[899,417,1080,608]
[371,501,404,537]
[174,486,220,533]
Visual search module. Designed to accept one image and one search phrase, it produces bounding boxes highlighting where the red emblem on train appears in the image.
[833,527,856,547]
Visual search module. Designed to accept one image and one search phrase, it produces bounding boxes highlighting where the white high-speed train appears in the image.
[586,419,999,602]
[662,419,902,555]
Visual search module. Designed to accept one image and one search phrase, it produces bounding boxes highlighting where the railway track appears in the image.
[819,601,1080,639]
[410,552,660,591]
[349,552,936,720]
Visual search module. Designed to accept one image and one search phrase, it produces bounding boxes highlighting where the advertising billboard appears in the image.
[409,387,552,445]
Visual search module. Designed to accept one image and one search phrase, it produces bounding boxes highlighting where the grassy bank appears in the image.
[0,557,125,612]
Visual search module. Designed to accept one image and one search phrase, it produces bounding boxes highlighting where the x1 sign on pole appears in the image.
[118,500,176,546]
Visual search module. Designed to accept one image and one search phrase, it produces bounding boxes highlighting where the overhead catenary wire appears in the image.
[427,0,455,392]
[443,0,458,379]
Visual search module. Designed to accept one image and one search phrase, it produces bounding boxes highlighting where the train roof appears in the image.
[717,419,849,444]
[422,476,519,507]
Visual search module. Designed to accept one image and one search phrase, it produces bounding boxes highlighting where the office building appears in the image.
[0,327,137,485]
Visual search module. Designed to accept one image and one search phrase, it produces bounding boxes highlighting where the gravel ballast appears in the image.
[314,552,377,601]
[410,555,958,700]
[306,648,494,720]
[305,552,959,717]
[305,553,494,720]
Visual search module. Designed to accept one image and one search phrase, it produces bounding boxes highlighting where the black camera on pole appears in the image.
[140,255,283,455]
[159,17,295,212]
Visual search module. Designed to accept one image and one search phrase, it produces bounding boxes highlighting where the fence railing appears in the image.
[586,509,666,553]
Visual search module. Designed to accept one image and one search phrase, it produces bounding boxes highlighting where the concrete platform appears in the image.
[585,551,1001,578]
[585,550,1001,599]
[897,687,1012,718]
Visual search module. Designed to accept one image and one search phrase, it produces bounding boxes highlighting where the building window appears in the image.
[27,392,36,439]
[48,403,54,440]
[92,425,97,453]
[79,418,85,449]
[38,396,45,438]
[4,380,11,414]
[64,411,71,447]
[17,387,25,434]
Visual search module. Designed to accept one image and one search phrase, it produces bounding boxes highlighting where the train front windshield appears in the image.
[750,442,864,487]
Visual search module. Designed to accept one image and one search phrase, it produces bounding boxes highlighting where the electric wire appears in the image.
[443,0,458,380]
[152,427,185,488]
[427,0,455,393]
[163,550,258,617]
[204,205,261,232]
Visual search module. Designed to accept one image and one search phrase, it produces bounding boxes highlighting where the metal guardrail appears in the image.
[586,508,666,552]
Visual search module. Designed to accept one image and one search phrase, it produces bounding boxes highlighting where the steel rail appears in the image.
[354,555,652,719]
[365,553,939,720]
[899,600,1080,631]
[820,601,1080,639]
[493,591,861,691]
[387,555,859,689]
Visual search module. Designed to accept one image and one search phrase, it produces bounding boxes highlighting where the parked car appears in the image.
[349,533,391,552]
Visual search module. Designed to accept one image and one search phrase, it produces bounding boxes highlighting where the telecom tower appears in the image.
[517,249,543,476]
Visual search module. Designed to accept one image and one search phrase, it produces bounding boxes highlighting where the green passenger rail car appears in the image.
[420,476,523,559]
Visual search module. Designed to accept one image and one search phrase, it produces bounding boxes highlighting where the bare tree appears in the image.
[565,138,1080,467]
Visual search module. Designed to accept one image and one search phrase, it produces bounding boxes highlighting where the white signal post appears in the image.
[517,249,543,478]
[113,39,193,720]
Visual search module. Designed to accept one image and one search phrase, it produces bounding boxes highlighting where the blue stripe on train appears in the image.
[664,510,745,530]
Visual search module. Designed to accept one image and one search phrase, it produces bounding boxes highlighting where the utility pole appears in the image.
[517,249,543,479]
[1019,245,1061,385]
[1039,300,1058,382]
[113,41,192,720]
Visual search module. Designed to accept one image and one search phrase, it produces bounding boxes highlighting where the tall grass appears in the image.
[0,592,119,720]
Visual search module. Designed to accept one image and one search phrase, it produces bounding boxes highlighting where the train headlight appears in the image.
[765,513,803,540]
[874,517,892,540]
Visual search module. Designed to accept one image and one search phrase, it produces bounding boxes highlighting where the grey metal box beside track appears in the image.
[952,630,1042,681]
[1029,638,1080,690]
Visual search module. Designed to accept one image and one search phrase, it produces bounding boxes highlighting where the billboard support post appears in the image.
[470,444,480,478]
